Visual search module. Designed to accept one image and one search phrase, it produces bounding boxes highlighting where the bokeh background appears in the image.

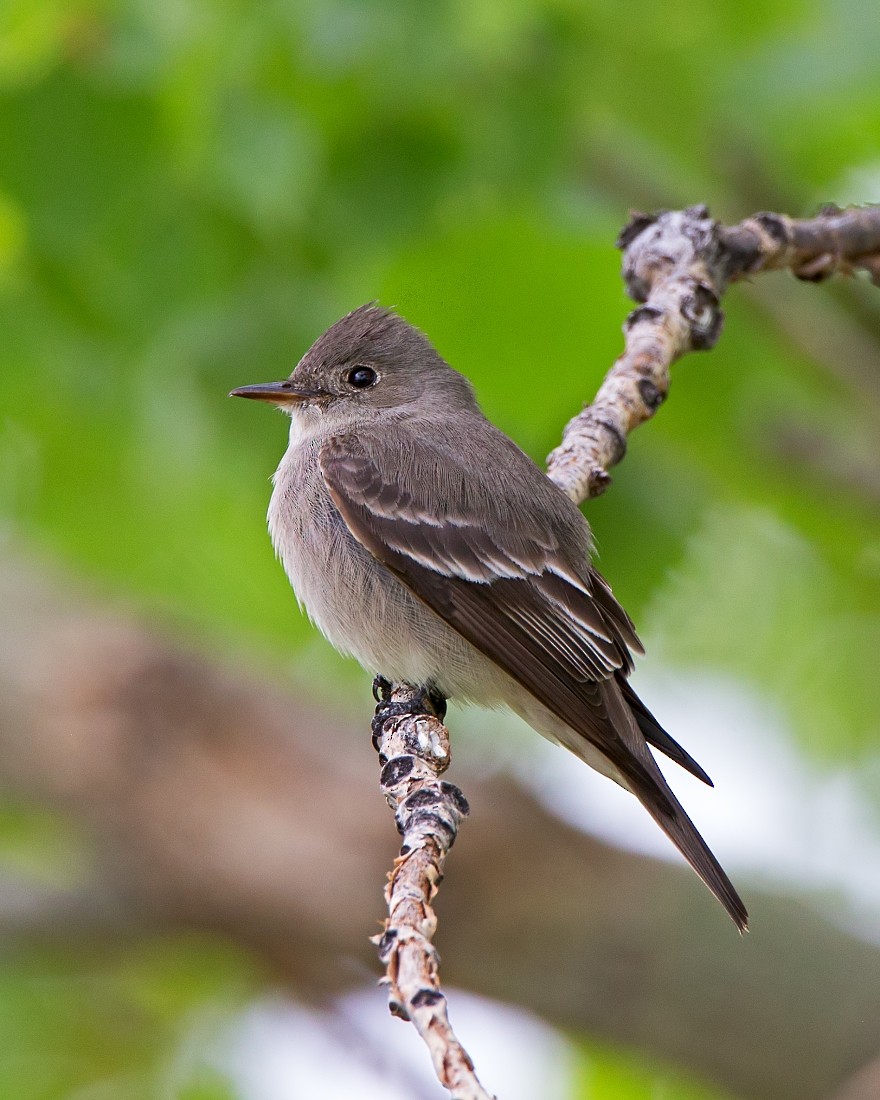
[1,1,880,1098]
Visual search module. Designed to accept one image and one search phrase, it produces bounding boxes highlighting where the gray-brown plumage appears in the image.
[231,304,748,932]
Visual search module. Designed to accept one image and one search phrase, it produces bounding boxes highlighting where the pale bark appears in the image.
[547,204,880,502]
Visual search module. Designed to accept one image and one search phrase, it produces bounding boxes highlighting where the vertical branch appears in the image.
[371,680,495,1100]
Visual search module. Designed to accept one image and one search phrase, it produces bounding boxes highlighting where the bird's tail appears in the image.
[600,681,749,933]
[508,678,748,931]
[637,773,749,932]
[616,674,714,787]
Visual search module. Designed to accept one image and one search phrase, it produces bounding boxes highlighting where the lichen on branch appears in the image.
[547,203,880,503]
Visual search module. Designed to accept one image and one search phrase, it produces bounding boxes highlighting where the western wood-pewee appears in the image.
[232,304,747,931]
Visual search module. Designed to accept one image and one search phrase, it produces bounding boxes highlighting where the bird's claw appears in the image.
[371,679,448,753]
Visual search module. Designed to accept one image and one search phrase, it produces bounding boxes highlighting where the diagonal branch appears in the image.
[372,202,880,1097]
[547,203,880,503]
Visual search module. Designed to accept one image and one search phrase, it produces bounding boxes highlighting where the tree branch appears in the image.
[547,203,880,502]
[373,203,880,1095]
[371,680,492,1100]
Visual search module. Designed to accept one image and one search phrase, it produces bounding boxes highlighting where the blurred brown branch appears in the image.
[832,1057,880,1100]
[2,556,880,1100]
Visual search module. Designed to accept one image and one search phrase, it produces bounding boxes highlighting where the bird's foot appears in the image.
[371,678,448,753]
[372,675,393,704]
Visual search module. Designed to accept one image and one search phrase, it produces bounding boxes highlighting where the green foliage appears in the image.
[0,935,253,1100]
[574,1039,738,1100]
[0,800,91,884]
[1,0,879,1096]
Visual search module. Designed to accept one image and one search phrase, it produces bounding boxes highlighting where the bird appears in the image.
[231,303,748,931]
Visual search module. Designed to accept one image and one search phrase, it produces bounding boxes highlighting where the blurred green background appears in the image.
[1,0,879,1097]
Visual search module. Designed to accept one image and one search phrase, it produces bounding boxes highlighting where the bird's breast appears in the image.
[268,440,482,689]
[268,439,361,634]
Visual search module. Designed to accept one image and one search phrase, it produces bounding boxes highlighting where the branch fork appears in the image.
[369,203,880,1097]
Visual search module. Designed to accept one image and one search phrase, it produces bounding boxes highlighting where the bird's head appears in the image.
[230,304,475,422]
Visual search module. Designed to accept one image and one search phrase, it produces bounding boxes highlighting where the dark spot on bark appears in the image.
[404,811,456,843]
[376,930,397,960]
[793,255,835,282]
[411,988,444,1008]
[381,755,416,787]
[616,211,658,250]
[588,467,613,497]
[623,273,651,303]
[625,305,663,329]
[440,782,470,816]
[638,378,664,410]
[683,283,723,349]
[794,267,831,282]
[596,417,627,464]
[752,212,788,244]
[404,787,443,810]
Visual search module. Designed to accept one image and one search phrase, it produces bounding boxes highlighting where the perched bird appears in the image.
[231,304,747,931]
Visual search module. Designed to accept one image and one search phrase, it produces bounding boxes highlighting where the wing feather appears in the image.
[320,433,653,781]
[318,431,746,930]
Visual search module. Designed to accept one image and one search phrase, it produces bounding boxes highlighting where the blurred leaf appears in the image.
[0,0,69,88]
[574,1039,741,1100]
[647,503,880,758]
[380,209,626,454]
[0,935,255,1100]
[0,801,90,885]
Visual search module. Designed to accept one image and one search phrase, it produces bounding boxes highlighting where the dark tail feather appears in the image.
[617,675,714,787]
[644,776,749,932]
[601,683,749,933]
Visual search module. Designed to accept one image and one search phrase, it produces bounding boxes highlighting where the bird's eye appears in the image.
[346,366,377,389]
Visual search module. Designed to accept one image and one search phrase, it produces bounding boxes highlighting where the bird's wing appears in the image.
[319,430,661,787]
[319,430,747,931]
[319,428,640,684]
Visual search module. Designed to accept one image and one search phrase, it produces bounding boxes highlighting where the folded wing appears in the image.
[319,430,747,931]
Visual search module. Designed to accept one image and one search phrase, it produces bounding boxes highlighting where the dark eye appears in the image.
[346,366,377,389]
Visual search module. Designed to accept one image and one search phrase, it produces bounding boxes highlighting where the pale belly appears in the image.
[267,437,625,786]
[268,440,498,698]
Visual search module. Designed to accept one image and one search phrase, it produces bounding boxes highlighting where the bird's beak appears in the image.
[229,381,323,405]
